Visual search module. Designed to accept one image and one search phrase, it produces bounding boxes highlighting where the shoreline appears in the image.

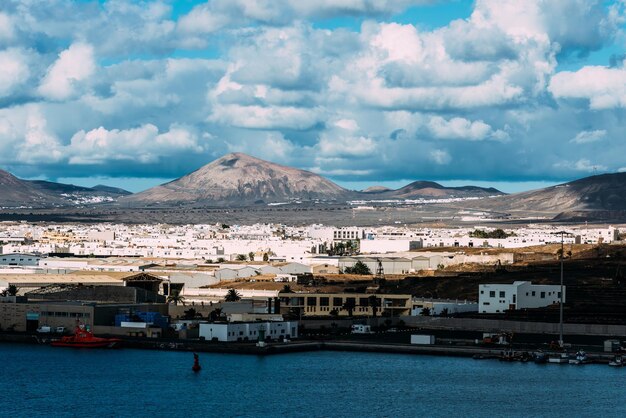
[0,332,619,363]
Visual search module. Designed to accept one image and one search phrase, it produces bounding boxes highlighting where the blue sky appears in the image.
[1,0,626,193]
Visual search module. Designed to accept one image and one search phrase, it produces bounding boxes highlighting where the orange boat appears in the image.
[51,324,122,348]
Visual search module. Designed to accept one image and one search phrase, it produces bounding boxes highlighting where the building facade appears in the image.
[478,281,565,314]
[279,293,411,317]
[199,321,298,342]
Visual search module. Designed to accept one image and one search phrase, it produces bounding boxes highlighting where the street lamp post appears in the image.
[559,231,564,348]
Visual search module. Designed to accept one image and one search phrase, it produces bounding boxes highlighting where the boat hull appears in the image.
[51,340,121,348]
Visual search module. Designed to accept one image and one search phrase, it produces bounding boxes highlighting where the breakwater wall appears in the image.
[403,317,626,337]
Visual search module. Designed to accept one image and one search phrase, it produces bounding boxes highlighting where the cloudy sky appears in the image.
[1,0,626,193]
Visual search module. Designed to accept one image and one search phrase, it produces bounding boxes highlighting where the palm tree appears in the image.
[236,254,247,261]
[248,252,255,261]
[167,290,186,306]
[224,288,242,302]
[342,298,356,317]
[280,284,292,293]
[368,295,380,318]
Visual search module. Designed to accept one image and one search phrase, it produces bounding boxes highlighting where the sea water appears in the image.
[1,344,625,417]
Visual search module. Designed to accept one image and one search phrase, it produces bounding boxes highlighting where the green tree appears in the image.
[1,285,18,297]
[342,298,356,317]
[208,308,223,322]
[263,253,269,262]
[351,261,371,275]
[166,290,186,306]
[217,257,225,263]
[248,252,255,261]
[329,309,339,318]
[236,254,247,261]
[420,307,431,316]
[224,288,242,302]
[280,284,293,293]
[183,308,200,320]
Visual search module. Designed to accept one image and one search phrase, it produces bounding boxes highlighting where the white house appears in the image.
[478,281,565,314]
[199,321,298,342]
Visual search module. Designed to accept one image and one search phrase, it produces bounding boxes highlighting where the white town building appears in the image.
[478,281,565,314]
[199,321,298,342]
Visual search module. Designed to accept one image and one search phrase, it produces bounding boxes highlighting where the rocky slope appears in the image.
[0,170,130,208]
[477,173,626,214]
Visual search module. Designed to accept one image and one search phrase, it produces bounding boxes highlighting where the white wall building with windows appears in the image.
[199,321,298,342]
[478,281,565,314]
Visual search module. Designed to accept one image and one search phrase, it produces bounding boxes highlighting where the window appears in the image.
[483,302,490,305]
[557,292,561,298]
[359,298,369,306]
[513,295,516,303]
[540,292,545,299]
[480,290,484,294]
[532,291,536,296]
[319,297,329,307]
[489,291,495,297]
[307,297,316,306]
[499,291,505,298]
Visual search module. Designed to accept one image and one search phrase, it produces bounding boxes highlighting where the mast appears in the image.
[559,230,564,347]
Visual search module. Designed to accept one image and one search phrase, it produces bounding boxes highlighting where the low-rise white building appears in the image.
[411,298,479,316]
[198,321,298,342]
[478,281,565,314]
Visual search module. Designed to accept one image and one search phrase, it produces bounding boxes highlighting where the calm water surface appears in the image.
[1,344,625,417]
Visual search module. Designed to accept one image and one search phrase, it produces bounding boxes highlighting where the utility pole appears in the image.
[559,230,564,348]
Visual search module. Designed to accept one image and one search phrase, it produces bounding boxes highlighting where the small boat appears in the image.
[533,351,548,364]
[548,352,569,364]
[51,324,121,348]
[569,350,589,365]
[609,356,624,367]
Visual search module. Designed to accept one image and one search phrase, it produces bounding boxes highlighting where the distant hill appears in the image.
[473,172,626,217]
[360,180,503,200]
[0,170,131,208]
[122,153,353,206]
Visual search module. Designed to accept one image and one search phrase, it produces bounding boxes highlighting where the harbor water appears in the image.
[1,344,625,417]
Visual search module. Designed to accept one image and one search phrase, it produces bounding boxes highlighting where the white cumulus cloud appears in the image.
[68,124,206,165]
[38,43,96,100]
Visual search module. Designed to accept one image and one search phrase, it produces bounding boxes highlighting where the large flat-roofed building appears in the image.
[0,253,41,267]
[478,281,565,314]
[0,300,95,332]
[0,298,169,333]
[199,321,298,342]
[279,293,412,317]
